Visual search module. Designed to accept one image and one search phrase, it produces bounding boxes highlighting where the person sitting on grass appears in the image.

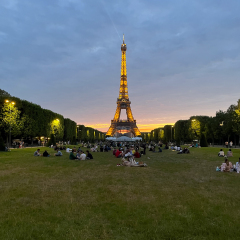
[235,158,240,173]
[121,157,147,167]
[76,150,81,159]
[133,149,141,158]
[152,145,156,152]
[218,149,225,157]
[115,148,122,158]
[79,151,86,160]
[221,159,233,172]
[182,148,190,154]
[86,150,93,159]
[227,149,233,157]
[177,149,183,154]
[54,148,63,156]
[43,150,50,157]
[66,147,72,153]
[69,149,78,160]
[34,149,41,156]
[224,159,233,172]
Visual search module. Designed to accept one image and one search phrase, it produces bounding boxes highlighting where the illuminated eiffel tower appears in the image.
[106,35,141,137]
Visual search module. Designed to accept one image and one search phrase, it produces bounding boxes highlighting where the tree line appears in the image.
[0,89,105,146]
[142,99,240,147]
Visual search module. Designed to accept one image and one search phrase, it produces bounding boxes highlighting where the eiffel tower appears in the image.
[106,35,141,137]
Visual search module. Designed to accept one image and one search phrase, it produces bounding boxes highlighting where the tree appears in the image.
[50,118,64,140]
[174,120,190,145]
[0,102,22,141]
[163,125,172,143]
[0,89,11,97]
[200,133,208,147]
[47,134,56,147]
[232,100,240,146]
[21,114,37,141]
[64,118,76,142]
[211,111,225,144]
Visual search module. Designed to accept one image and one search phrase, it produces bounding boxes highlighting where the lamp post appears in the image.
[219,121,225,147]
[171,125,173,142]
[5,100,15,148]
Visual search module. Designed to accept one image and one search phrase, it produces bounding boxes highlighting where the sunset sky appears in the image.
[1,0,240,132]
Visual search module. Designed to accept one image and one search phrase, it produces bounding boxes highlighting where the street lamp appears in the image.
[5,100,15,148]
[171,125,174,142]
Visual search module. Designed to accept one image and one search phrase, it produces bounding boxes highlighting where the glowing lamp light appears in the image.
[5,100,9,103]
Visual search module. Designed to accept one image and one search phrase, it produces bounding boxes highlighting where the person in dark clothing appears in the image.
[86,150,93,159]
[143,143,146,155]
[134,150,141,158]
[69,150,78,160]
[182,148,190,154]
[43,150,50,157]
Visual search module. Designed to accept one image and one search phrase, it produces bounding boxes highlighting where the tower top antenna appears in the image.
[123,34,125,44]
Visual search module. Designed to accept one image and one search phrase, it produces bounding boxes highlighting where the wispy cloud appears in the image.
[1,0,240,132]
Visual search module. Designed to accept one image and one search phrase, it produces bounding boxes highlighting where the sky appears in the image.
[1,0,240,132]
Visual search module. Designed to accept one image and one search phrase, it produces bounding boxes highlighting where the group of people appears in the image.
[33,147,93,161]
[113,147,141,159]
[34,148,63,157]
[217,158,240,173]
[69,149,93,160]
[218,149,233,157]
[225,141,233,148]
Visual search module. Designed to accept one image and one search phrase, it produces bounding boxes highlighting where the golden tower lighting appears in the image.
[106,35,141,137]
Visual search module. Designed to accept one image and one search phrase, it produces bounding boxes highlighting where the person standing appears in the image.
[143,143,146,155]
[229,141,233,148]
[225,141,228,148]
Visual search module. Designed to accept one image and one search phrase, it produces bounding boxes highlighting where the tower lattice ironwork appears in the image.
[106,35,141,137]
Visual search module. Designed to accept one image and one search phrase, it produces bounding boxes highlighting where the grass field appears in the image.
[0,146,240,240]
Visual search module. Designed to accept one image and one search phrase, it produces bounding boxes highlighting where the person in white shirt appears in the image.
[66,147,72,153]
[79,151,86,160]
[235,158,240,173]
[218,149,224,157]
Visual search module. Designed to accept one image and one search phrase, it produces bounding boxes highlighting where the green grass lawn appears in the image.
[0,146,239,240]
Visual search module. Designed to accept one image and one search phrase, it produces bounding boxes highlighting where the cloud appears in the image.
[1,0,240,132]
